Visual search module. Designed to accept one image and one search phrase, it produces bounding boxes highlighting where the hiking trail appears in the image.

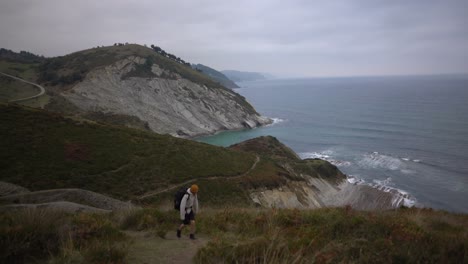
[0,72,46,102]
[137,155,260,200]
[125,231,208,264]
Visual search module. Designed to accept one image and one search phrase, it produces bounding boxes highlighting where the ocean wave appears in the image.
[346,175,365,185]
[401,157,422,163]
[347,175,416,208]
[265,117,286,127]
[299,151,351,166]
[299,151,331,160]
[358,152,403,171]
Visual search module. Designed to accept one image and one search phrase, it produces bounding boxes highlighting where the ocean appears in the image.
[197,75,468,213]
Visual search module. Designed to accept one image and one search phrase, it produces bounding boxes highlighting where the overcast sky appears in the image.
[1,0,467,77]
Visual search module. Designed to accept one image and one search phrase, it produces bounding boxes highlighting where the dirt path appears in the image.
[137,155,260,200]
[0,72,46,102]
[125,231,208,264]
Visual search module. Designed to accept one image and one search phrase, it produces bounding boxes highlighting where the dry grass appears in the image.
[195,207,468,263]
[0,208,128,263]
[1,206,466,263]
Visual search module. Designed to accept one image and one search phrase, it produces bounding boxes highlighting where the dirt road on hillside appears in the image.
[0,72,45,102]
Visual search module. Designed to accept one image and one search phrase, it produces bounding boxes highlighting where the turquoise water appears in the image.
[198,75,468,213]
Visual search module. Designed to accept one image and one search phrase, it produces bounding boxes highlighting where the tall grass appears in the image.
[0,208,128,263]
[1,207,466,263]
[195,207,468,263]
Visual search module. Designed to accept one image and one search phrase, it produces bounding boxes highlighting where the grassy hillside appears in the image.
[1,104,466,264]
[38,44,229,89]
[1,207,466,263]
[38,44,234,92]
[0,105,346,209]
[230,136,346,184]
[1,44,259,115]
[0,104,256,200]
[195,207,468,263]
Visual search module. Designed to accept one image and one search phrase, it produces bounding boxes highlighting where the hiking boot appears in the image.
[189,234,196,240]
[176,229,181,238]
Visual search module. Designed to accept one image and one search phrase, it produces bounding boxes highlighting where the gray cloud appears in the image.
[1,0,467,77]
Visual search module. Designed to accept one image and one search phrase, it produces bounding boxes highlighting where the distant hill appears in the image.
[192,64,239,89]
[222,70,268,82]
[0,48,45,64]
[0,44,271,137]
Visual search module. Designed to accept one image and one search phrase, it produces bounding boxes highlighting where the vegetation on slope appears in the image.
[230,136,346,183]
[2,207,465,263]
[0,51,42,103]
[195,207,468,263]
[0,209,128,263]
[0,104,256,200]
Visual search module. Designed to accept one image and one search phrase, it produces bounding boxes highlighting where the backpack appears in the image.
[174,187,189,210]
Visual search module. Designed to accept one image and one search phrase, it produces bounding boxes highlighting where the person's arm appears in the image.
[193,195,199,214]
[180,194,188,220]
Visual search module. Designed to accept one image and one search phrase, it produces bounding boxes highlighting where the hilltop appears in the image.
[0,44,271,137]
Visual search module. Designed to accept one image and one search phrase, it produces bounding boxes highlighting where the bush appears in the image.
[0,209,68,263]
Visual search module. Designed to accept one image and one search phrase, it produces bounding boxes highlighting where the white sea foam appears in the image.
[299,151,351,167]
[413,159,421,163]
[346,175,365,185]
[266,117,285,127]
[306,151,417,208]
[371,178,417,207]
[358,152,403,171]
[401,158,410,161]
[272,117,285,124]
[299,152,331,159]
[346,175,417,208]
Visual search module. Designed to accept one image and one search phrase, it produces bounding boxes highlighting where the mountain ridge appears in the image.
[192,63,239,89]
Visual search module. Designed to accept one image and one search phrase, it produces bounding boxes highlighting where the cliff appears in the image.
[230,136,407,210]
[2,44,271,137]
[61,54,270,137]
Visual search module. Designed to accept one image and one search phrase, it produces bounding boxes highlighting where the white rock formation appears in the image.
[250,177,403,211]
[62,56,271,137]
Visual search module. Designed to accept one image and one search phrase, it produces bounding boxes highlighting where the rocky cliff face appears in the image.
[62,56,270,137]
[249,178,404,210]
[231,136,408,210]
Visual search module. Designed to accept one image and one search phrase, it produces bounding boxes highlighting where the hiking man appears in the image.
[176,184,199,239]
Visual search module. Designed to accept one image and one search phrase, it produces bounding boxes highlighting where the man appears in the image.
[177,184,199,240]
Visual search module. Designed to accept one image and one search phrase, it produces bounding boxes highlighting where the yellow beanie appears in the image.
[190,184,199,193]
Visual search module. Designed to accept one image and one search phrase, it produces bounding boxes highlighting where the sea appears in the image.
[197,75,468,213]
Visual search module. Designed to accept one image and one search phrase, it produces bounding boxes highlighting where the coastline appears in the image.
[185,115,273,140]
